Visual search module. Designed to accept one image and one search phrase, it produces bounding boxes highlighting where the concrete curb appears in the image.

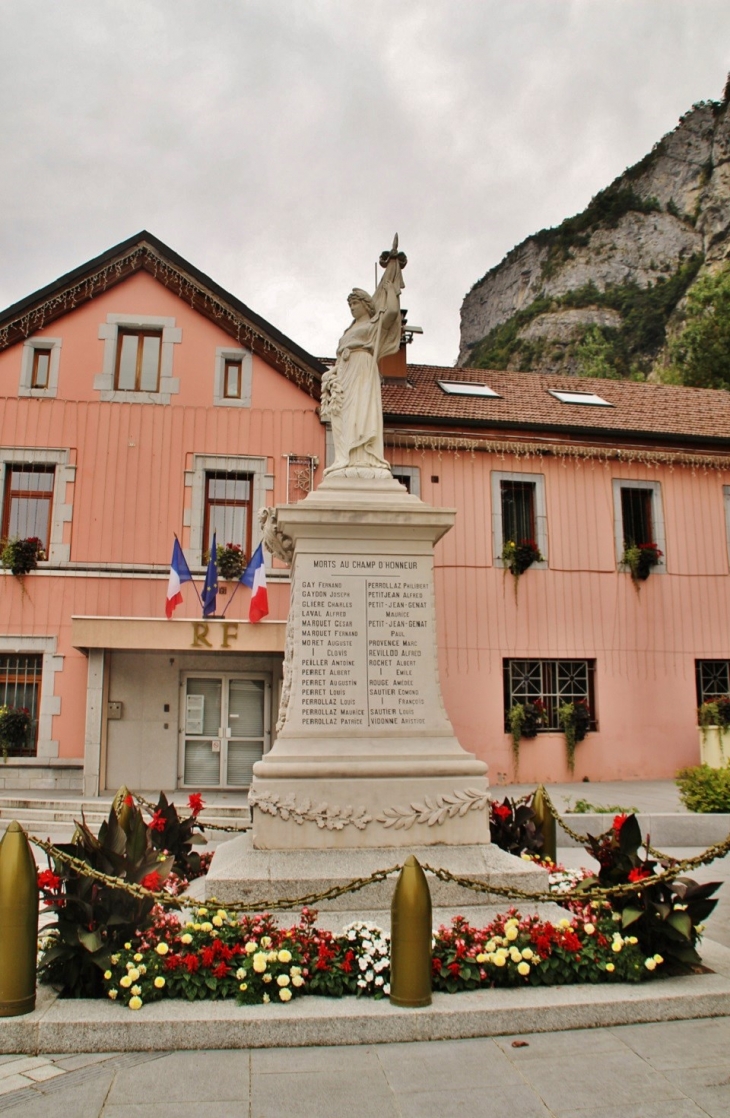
[560,813,730,848]
[3,939,730,1055]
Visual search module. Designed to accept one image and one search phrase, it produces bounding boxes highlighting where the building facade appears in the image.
[0,233,729,794]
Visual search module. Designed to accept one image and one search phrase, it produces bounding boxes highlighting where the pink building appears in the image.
[0,232,728,794]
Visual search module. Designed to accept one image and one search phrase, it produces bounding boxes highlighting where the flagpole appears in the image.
[174,533,203,608]
[220,580,243,617]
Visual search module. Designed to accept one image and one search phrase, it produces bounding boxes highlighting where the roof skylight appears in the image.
[438,381,501,398]
[548,390,613,407]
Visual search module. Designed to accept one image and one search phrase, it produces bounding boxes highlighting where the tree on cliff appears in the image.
[670,266,730,390]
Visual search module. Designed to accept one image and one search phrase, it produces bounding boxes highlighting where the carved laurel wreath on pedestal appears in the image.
[248,788,489,832]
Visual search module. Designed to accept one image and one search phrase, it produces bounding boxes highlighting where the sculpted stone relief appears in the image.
[247,787,490,832]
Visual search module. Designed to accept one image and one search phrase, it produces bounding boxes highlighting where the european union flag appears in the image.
[202,532,218,617]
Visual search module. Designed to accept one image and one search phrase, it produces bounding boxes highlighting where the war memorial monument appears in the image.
[206,238,545,911]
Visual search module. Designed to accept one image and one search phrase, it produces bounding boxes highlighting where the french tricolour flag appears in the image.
[242,542,269,623]
[165,538,193,618]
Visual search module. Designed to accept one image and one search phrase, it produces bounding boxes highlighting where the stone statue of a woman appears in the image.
[320,236,407,478]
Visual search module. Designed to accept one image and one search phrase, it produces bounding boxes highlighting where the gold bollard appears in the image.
[532,784,557,865]
[0,821,39,1017]
[389,855,432,1008]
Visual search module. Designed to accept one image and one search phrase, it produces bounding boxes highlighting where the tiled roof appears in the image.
[382,365,730,445]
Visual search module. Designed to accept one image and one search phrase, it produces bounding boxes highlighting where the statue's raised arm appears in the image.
[321,235,407,479]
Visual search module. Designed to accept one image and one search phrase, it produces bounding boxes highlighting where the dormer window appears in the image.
[115,329,162,392]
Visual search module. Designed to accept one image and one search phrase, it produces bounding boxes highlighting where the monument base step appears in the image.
[203,833,550,910]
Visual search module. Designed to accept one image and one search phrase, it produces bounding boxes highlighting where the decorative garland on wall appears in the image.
[0,244,319,398]
[386,430,730,472]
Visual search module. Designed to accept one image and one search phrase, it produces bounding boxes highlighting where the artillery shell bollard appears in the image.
[532,784,557,865]
[389,855,432,1008]
[0,821,39,1017]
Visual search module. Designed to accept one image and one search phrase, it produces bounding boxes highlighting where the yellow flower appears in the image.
[124,942,132,950]
[583,923,595,936]
[612,941,623,953]
[505,926,519,942]
[245,942,257,955]
[521,948,533,960]
[277,974,290,987]
[201,922,213,933]
[129,996,143,1010]
[262,993,270,1003]
[493,954,506,967]
[517,962,530,976]
[558,919,571,930]
[155,943,169,956]
[154,976,165,989]
[261,936,272,949]
[263,974,272,984]
[236,968,246,980]
[197,907,208,916]
[120,975,132,988]
[181,934,193,945]
[111,954,119,965]
[193,924,201,931]
[212,916,223,928]
[133,953,143,962]
[138,965,147,976]
[131,985,142,996]
[216,910,227,920]
[476,953,487,964]
[509,948,522,963]
[108,989,118,1000]
[279,987,292,1002]
[644,958,657,971]
[239,982,248,992]
[292,975,305,988]
[278,949,292,964]
[605,962,615,973]
[653,954,663,964]
[253,953,267,973]
[627,936,638,945]
[104,970,112,980]
[290,966,302,976]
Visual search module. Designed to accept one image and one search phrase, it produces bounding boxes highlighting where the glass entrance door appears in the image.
[181,674,269,787]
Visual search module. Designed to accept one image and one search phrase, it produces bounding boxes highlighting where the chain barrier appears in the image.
[28,819,730,917]
[132,792,250,835]
[30,834,400,913]
[537,786,682,863]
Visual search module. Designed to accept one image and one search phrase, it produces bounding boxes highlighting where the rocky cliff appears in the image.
[458,84,730,376]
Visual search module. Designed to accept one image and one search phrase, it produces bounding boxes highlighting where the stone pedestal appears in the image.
[248,475,490,850]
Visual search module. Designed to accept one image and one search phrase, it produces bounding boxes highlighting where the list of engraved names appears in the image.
[295,555,432,730]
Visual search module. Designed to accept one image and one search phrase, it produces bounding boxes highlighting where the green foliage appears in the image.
[567,798,639,814]
[668,264,730,389]
[558,700,590,773]
[217,543,246,581]
[507,701,545,771]
[676,764,730,813]
[1,536,46,575]
[622,543,663,582]
[580,814,720,972]
[698,696,730,733]
[468,257,703,376]
[147,792,208,879]
[0,705,32,761]
[38,799,174,998]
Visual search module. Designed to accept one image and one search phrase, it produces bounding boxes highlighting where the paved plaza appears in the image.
[1,1017,729,1116]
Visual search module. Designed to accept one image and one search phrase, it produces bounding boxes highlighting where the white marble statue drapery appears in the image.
[320,236,407,477]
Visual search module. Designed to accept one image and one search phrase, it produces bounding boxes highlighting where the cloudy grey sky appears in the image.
[1,1,730,366]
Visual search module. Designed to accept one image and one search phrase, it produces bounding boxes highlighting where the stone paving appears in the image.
[1,1019,730,1116]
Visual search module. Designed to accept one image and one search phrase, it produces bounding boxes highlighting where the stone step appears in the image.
[0,796,251,836]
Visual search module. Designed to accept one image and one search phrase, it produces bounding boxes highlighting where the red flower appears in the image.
[124,794,134,807]
[492,803,511,821]
[561,930,582,954]
[164,955,182,971]
[183,953,199,973]
[212,962,229,979]
[628,866,651,882]
[447,962,461,977]
[188,793,205,818]
[149,810,167,833]
[141,870,162,892]
[612,814,629,834]
[37,869,61,891]
[341,949,355,974]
